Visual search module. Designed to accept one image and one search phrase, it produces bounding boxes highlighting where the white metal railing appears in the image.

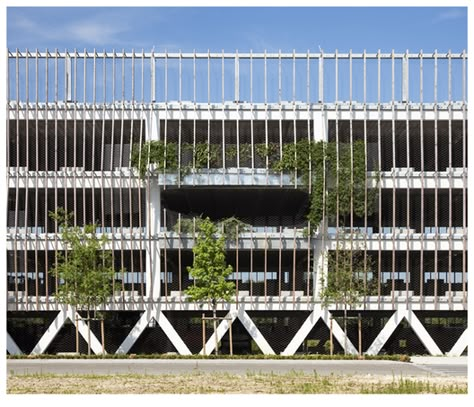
[7,49,467,104]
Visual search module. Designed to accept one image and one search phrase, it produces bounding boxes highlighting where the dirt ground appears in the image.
[7,372,468,394]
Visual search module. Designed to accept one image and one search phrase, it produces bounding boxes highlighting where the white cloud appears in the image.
[432,8,466,23]
[66,20,130,45]
[8,11,134,47]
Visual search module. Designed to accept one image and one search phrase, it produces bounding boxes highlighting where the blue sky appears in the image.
[3,4,470,104]
[6,6,468,53]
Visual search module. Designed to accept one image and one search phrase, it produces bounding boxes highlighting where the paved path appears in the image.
[7,357,467,377]
[409,356,468,377]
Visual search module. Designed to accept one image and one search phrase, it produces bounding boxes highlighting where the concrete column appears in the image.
[312,111,328,300]
[145,109,162,299]
[313,110,327,142]
[146,181,161,299]
[313,237,327,300]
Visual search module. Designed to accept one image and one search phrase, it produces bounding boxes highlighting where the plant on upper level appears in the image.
[130,141,178,178]
[218,216,251,242]
[254,143,279,168]
[174,215,251,244]
[273,139,378,233]
[130,138,378,234]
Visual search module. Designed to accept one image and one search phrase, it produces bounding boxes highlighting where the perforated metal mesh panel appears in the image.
[6,49,468,356]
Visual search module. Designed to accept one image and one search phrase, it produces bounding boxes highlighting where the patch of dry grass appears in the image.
[7,372,468,394]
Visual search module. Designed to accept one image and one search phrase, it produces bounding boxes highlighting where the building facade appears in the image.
[6,49,468,356]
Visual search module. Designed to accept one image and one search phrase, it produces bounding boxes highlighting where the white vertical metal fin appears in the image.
[402,50,409,102]
[318,49,324,102]
[65,53,72,101]
[151,52,156,102]
[234,51,239,102]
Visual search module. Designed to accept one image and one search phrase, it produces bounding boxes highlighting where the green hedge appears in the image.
[7,353,410,362]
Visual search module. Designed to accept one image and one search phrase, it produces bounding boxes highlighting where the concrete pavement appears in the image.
[7,357,467,377]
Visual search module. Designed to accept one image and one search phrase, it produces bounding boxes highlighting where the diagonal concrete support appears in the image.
[7,332,23,355]
[367,309,443,356]
[30,306,103,355]
[200,307,239,355]
[447,328,468,356]
[237,307,275,355]
[320,309,358,355]
[116,308,151,354]
[201,306,275,355]
[282,309,322,355]
[31,308,68,354]
[366,310,403,355]
[155,306,192,355]
[282,308,358,355]
[67,308,104,355]
[116,305,191,355]
[405,310,443,356]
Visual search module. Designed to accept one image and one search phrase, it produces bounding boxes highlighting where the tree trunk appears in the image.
[202,313,206,356]
[212,300,218,356]
[329,316,333,356]
[75,310,79,354]
[343,303,347,355]
[101,318,105,356]
[87,309,91,356]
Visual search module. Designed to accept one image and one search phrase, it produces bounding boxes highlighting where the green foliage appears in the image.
[49,208,116,314]
[130,141,178,177]
[273,139,377,231]
[173,217,204,234]
[218,216,251,242]
[130,138,378,233]
[254,143,279,167]
[184,217,235,306]
[174,216,251,243]
[225,144,238,160]
[239,144,252,165]
[188,143,220,169]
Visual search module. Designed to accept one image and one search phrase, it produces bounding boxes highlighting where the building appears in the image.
[6,49,468,356]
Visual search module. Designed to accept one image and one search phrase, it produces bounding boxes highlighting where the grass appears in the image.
[7,371,467,394]
[360,378,467,394]
[6,353,411,362]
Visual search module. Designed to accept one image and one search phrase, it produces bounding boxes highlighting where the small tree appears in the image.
[184,217,235,355]
[50,208,116,355]
[319,233,375,355]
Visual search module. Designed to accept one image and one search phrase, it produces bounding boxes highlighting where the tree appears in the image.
[184,217,235,355]
[49,208,116,355]
[319,233,375,355]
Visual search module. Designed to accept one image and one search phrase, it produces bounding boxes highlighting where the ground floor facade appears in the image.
[7,301,468,357]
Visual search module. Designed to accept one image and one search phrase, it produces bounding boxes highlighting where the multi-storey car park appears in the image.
[6,49,468,356]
